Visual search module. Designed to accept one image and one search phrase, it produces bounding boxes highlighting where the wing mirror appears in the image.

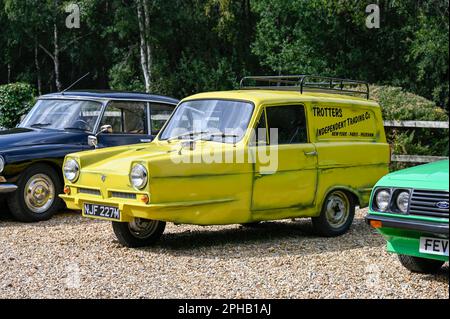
[88,125,113,148]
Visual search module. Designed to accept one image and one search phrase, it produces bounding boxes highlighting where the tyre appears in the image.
[7,163,63,222]
[312,190,355,237]
[240,222,262,228]
[398,254,445,274]
[112,218,166,248]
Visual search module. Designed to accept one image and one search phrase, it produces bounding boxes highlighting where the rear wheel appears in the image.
[7,164,63,222]
[312,190,355,237]
[240,222,262,228]
[398,254,445,274]
[112,218,166,248]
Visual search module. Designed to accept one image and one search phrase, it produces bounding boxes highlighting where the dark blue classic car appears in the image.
[0,91,178,222]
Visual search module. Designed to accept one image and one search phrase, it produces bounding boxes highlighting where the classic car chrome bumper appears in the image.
[0,183,18,194]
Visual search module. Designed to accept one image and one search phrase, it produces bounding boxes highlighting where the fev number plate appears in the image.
[419,237,449,257]
[83,203,121,221]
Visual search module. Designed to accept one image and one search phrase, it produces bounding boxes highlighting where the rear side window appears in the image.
[266,105,308,145]
[101,101,148,134]
[150,103,173,135]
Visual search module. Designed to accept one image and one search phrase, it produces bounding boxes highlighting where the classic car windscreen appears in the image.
[159,99,254,143]
[20,99,103,133]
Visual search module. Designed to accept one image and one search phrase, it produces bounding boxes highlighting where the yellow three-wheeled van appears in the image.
[60,75,390,247]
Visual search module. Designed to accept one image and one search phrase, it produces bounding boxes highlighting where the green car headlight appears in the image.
[130,164,148,190]
[375,189,391,212]
[63,159,80,182]
[395,191,410,214]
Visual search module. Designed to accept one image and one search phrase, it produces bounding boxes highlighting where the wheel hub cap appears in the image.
[325,193,349,228]
[128,218,158,239]
[24,174,55,214]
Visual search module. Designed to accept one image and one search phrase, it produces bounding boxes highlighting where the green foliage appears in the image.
[370,86,448,121]
[0,83,35,128]
[370,85,449,170]
[252,0,449,109]
[0,0,448,109]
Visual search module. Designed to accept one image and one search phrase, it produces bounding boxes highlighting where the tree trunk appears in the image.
[143,1,152,86]
[7,63,11,83]
[53,21,62,91]
[136,0,151,92]
[34,38,42,96]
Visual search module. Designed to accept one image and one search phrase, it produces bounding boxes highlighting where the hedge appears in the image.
[370,85,449,170]
[0,83,35,129]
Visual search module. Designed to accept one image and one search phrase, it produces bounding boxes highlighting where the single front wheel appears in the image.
[7,164,63,222]
[112,218,166,248]
[398,254,445,274]
[312,190,355,237]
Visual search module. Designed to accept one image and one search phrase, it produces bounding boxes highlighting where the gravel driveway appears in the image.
[0,204,448,299]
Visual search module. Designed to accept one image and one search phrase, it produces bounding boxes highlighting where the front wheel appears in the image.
[312,190,355,237]
[7,164,63,222]
[398,254,445,274]
[112,218,166,248]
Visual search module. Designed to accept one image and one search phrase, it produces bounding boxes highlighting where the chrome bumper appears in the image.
[0,183,18,194]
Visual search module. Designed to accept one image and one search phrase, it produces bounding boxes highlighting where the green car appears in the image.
[366,160,449,274]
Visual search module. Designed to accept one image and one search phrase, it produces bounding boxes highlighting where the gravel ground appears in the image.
[0,204,448,299]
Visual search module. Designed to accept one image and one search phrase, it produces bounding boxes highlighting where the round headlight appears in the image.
[63,159,80,182]
[396,191,410,213]
[375,189,391,212]
[0,156,5,174]
[130,164,148,190]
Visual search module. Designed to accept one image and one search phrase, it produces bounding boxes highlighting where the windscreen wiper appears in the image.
[30,123,52,128]
[167,131,210,143]
[64,127,89,132]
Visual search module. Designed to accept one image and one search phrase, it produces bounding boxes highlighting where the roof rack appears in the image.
[240,75,370,99]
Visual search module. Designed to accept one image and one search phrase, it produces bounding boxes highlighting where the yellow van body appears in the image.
[60,89,390,227]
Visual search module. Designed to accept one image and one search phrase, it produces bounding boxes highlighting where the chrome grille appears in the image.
[111,192,136,200]
[409,189,449,219]
[78,188,101,196]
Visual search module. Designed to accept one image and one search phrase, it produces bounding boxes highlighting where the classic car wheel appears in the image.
[240,222,262,228]
[112,219,166,248]
[398,254,445,274]
[7,164,63,222]
[312,190,355,237]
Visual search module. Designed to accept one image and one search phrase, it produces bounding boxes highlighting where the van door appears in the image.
[251,105,318,211]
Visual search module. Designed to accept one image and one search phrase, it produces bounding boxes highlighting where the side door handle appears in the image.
[304,151,318,157]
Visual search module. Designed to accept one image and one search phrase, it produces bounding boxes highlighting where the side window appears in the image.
[252,110,268,145]
[101,101,148,134]
[266,105,308,145]
[150,103,173,135]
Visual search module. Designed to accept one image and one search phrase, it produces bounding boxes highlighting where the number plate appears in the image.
[419,237,449,257]
[83,203,121,221]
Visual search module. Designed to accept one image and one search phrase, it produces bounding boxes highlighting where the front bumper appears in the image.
[367,213,449,262]
[366,214,449,236]
[0,183,18,194]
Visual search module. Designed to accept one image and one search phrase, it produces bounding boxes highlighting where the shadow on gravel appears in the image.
[0,198,12,221]
[421,264,449,284]
[143,216,385,258]
[0,207,86,227]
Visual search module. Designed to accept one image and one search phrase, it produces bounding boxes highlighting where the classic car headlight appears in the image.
[0,156,4,174]
[130,164,148,190]
[375,189,391,212]
[63,159,80,182]
[395,191,410,214]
